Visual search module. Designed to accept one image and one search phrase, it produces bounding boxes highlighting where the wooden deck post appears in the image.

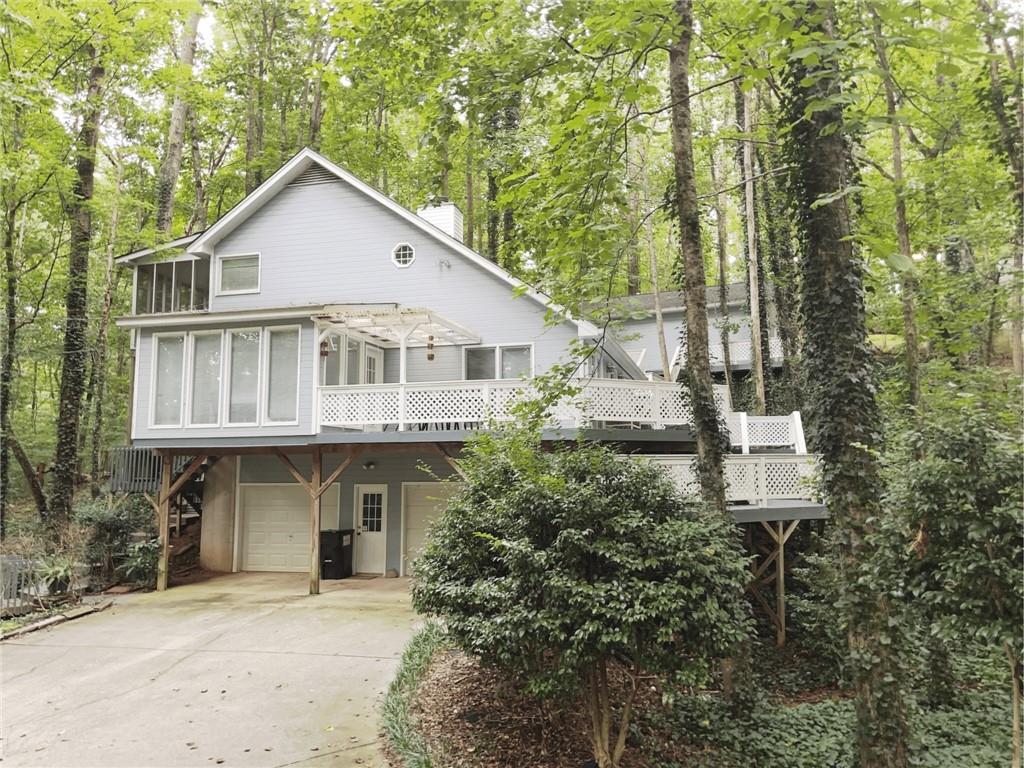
[776,520,786,647]
[310,447,322,596]
[156,452,173,591]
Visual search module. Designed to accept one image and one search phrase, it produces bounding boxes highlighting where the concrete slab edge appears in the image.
[1,598,114,641]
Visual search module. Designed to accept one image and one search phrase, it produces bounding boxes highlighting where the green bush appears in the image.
[121,539,160,587]
[412,429,751,768]
[381,623,446,768]
[74,494,157,583]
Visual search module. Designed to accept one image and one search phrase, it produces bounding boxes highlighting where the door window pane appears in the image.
[192,259,210,310]
[135,264,154,313]
[364,348,380,384]
[500,346,531,379]
[465,347,495,380]
[345,338,361,385]
[173,262,193,311]
[154,262,174,313]
[228,330,260,423]
[219,255,259,293]
[267,328,299,421]
[361,492,383,532]
[190,333,221,424]
[153,335,184,425]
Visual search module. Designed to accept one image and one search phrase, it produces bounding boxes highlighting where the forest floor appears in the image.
[387,630,1013,768]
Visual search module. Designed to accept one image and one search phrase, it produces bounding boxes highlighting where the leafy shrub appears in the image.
[121,539,160,587]
[412,429,751,768]
[74,494,156,583]
[36,554,77,596]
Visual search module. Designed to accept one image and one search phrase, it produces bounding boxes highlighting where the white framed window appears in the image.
[188,331,223,426]
[391,243,415,268]
[134,258,210,314]
[226,329,262,425]
[217,253,261,295]
[151,333,186,427]
[464,344,534,381]
[265,326,301,423]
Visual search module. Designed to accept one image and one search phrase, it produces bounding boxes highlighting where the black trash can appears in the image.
[320,529,354,579]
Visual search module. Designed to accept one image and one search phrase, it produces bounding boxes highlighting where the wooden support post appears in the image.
[157,452,173,592]
[776,520,785,647]
[310,447,322,596]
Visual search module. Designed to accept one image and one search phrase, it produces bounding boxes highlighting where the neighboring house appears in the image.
[596,284,785,381]
[112,148,822,604]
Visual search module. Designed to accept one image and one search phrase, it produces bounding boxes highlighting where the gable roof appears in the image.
[182,147,602,338]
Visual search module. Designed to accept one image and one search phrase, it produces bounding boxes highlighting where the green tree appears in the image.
[412,430,750,768]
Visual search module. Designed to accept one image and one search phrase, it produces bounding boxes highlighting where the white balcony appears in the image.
[319,378,732,433]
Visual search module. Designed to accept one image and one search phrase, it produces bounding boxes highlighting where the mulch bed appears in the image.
[408,649,693,768]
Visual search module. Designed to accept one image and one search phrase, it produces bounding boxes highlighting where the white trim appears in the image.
[185,330,225,428]
[353,483,388,576]
[116,233,202,264]
[391,242,416,269]
[187,148,599,337]
[149,332,186,428]
[262,325,302,426]
[232,457,242,572]
[130,340,141,440]
[224,327,263,427]
[117,305,325,329]
[462,342,535,381]
[215,252,261,296]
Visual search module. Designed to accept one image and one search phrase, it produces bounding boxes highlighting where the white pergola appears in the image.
[313,304,481,384]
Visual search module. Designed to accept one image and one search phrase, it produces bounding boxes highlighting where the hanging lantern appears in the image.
[319,339,329,358]
[427,334,435,362]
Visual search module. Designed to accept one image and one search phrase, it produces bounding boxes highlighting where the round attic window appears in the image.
[392,243,415,268]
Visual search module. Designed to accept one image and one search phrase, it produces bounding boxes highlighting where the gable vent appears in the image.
[288,164,338,187]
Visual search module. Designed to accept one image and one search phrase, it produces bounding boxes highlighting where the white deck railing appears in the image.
[651,454,820,505]
[319,379,731,432]
[728,412,806,453]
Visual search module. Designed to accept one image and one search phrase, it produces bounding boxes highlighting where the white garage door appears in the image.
[403,483,461,576]
[241,485,340,572]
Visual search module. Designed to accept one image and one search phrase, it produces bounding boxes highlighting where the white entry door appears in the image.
[241,485,339,572]
[402,483,461,576]
[354,484,387,574]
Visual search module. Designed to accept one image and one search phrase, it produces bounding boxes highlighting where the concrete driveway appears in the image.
[1,574,416,768]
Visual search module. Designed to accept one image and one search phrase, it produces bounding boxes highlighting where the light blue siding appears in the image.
[211,178,577,372]
[238,451,459,574]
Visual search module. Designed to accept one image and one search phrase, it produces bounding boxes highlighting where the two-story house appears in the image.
[112,148,822,612]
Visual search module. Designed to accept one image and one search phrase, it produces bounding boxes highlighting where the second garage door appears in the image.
[241,485,340,572]
[402,482,461,576]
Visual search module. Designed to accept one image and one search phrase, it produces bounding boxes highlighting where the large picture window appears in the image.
[153,334,185,426]
[266,327,300,422]
[228,330,261,424]
[218,254,260,294]
[189,333,222,425]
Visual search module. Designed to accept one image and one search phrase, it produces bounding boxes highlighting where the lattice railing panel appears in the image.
[321,386,401,425]
[648,455,819,505]
[747,416,795,447]
[764,458,816,498]
[724,461,760,502]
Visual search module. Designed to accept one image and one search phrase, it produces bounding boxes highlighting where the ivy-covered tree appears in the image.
[780,1,911,764]
[411,430,750,768]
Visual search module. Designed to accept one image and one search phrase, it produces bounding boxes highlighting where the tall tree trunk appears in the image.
[870,9,920,407]
[978,0,1023,375]
[1,203,19,535]
[641,144,672,382]
[51,48,105,531]
[669,0,726,514]
[741,87,767,414]
[781,4,910,765]
[626,104,642,296]
[187,113,207,234]
[465,107,475,247]
[155,9,201,235]
[486,171,499,262]
[708,151,734,405]
[90,165,122,497]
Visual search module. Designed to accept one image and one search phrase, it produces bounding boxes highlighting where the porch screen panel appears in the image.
[267,328,300,422]
[192,259,210,310]
[190,333,222,424]
[228,330,260,423]
[135,264,154,313]
[345,338,360,385]
[153,335,185,425]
